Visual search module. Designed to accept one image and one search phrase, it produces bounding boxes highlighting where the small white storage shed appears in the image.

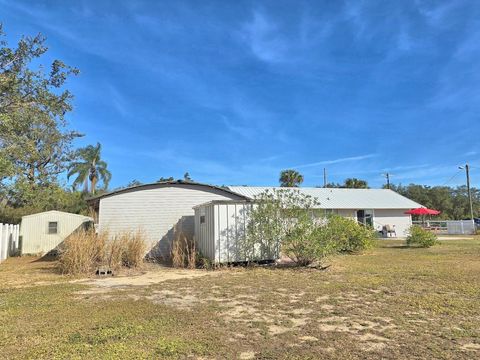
[20,210,93,255]
[194,200,278,263]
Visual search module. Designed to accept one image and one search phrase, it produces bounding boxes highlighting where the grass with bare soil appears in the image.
[0,239,479,359]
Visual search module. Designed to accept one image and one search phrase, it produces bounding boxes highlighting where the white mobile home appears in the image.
[20,210,93,255]
[194,187,423,264]
[87,181,248,260]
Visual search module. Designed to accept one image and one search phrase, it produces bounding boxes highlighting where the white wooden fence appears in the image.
[0,223,20,263]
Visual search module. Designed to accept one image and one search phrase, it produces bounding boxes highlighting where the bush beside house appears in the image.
[406,225,438,248]
[245,189,376,267]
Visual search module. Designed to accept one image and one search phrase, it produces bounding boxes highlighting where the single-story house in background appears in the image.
[87,181,248,260]
[20,210,93,255]
[228,186,422,236]
[193,187,423,263]
[88,181,422,262]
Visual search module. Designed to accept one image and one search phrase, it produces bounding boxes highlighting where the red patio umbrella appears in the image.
[404,208,441,215]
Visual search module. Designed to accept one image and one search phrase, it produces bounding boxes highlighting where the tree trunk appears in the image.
[91,176,97,194]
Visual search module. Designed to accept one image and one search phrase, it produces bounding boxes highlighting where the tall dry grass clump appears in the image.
[121,230,147,268]
[104,232,126,271]
[101,230,147,271]
[58,229,107,275]
[171,229,196,269]
[58,229,147,275]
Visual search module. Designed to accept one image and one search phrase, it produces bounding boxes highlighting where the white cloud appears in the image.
[292,154,378,169]
[241,10,289,63]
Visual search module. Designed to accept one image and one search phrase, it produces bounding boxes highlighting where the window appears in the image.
[48,221,58,234]
[356,210,373,227]
[200,215,205,224]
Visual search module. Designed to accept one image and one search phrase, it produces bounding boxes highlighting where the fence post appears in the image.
[15,224,20,254]
[0,224,6,262]
[0,224,3,261]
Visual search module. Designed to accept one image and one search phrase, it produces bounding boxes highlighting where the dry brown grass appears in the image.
[171,229,197,269]
[104,232,125,271]
[121,230,147,268]
[58,229,106,275]
[58,230,147,275]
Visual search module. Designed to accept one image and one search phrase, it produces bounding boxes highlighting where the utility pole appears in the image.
[459,164,474,221]
[383,173,391,189]
[323,168,327,188]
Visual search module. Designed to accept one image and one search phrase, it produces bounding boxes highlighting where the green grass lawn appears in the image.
[1,239,479,359]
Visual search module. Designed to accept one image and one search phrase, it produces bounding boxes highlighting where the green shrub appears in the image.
[245,189,375,267]
[246,189,333,266]
[326,215,376,253]
[406,225,438,248]
[282,212,337,266]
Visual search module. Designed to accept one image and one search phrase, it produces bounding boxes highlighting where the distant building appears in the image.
[20,210,93,255]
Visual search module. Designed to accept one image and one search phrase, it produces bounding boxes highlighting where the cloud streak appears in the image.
[292,154,378,169]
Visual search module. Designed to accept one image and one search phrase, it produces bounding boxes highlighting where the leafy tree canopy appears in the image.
[0,25,97,222]
[279,169,304,187]
[67,143,111,194]
[157,176,175,182]
[0,24,81,185]
[386,183,479,220]
[343,178,369,189]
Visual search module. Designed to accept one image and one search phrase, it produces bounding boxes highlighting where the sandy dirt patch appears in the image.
[460,343,480,351]
[73,267,217,288]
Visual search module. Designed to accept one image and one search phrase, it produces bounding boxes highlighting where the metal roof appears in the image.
[21,210,93,220]
[227,186,423,210]
[86,180,249,205]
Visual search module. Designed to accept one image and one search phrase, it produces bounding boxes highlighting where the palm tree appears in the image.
[343,178,369,189]
[68,143,111,194]
[279,169,304,187]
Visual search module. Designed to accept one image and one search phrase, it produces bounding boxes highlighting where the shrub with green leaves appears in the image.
[244,189,375,266]
[282,211,338,266]
[245,189,327,265]
[406,225,438,248]
[326,215,377,253]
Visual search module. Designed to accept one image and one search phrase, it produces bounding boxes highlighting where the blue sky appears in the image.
[2,0,480,188]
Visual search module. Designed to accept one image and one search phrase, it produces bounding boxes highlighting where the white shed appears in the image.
[194,200,275,264]
[20,210,93,255]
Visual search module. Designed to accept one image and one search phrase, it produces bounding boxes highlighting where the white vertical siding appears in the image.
[195,202,271,263]
[195,204,216,261]
[20,211,92,255]
[98,184,244,260]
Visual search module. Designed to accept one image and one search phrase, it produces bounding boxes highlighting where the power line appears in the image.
[441,170,462,186]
